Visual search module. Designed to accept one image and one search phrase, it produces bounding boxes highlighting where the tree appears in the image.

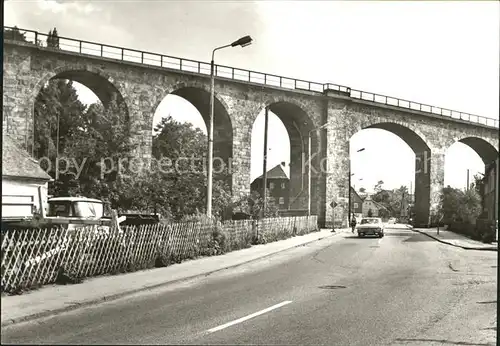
[47,29,53,47]
[470,173,485,209]
[438,186,482,225]
[372,185,411,218]
[47,27,60,48]
[33,83,232,220]
[359,187,366,193]
[378,207,390,219]
[459,188,482,223]
[4,26,28,42]
[33,78,137,199]
[61,94,138,199]
[33,79,88,185]
[52,28,60,48]
[374,180,384,193]
[231,190,279,219]
[149,115,232,220]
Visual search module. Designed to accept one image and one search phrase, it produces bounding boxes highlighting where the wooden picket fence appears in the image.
[1,216,318,294]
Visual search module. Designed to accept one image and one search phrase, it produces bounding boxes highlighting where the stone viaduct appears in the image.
[3,28,499,227]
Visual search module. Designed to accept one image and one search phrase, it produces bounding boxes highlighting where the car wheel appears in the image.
[379,233,384,238]
[358,233,363,237]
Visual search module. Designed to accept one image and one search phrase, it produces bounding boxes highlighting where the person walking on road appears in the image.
[350,213,357,233]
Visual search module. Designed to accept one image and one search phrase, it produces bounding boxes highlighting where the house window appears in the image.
[281,182,285,189]
[269,182,274,189]
[279,197,285,205]
[353,202,358,209]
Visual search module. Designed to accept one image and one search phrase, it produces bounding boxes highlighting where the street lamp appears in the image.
[207,35,253,217]
[348,148,365,223]
[307,123,330,216]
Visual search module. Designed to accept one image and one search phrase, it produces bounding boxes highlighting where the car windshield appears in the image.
[47,201,103,219]
[74,202,103,219]
[361,218,380,224]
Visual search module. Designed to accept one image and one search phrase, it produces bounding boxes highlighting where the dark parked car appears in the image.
[232,212,252,220]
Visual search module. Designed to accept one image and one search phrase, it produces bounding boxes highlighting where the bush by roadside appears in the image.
[475,219,496,244]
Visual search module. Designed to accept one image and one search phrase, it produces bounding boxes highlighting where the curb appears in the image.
[411,229,498,252]
[1,229,345,327]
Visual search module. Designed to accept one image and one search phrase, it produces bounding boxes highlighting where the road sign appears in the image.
[330,201,337,208]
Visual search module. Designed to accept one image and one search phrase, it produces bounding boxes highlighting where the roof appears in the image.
[252,164,289,183]
[2,134,52,181]
[350,186,362,200]
[363,198,388,210]
[48,197,103,203]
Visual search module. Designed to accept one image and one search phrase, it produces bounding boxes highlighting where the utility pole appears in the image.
[401,190,405,219]
[55,112,60,180]
[409,181,412,203]
[466,169,470,191]
[262,107,269,219]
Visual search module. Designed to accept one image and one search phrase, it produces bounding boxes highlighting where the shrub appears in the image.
[476,219,496,244]
[210,223,227,255]
[180,212,216,223]
[231,191,279,219]
[154,251,171,268]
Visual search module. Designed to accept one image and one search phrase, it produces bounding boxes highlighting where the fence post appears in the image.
[79,41,82,53]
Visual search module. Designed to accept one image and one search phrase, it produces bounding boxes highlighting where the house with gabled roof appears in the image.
[361,195,389,217]
[350,186,363,216]
[250,163,289,209]
[2,134,53,222]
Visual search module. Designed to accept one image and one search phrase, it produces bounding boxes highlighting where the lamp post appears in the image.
[307,123,330,216]
[262,106,269,219]
[348,172,354,223]
[348,148,365,223]
[207,35,253,217]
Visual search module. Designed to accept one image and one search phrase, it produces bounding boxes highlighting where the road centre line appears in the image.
[206,300,293,333]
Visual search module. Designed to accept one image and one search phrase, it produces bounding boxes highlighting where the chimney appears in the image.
[281,161,285,167]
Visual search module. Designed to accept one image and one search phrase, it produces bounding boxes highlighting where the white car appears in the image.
[357,217,385,238]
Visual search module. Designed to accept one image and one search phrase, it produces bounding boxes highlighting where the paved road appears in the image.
[2,225,497,345]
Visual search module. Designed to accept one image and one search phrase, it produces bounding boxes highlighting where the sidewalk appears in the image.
[1,227,349,327]
[412,227,498,252]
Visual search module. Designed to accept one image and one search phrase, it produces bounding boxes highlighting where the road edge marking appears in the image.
[206,300,293,333]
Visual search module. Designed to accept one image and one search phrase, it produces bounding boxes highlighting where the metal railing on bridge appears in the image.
[4,26,498,129]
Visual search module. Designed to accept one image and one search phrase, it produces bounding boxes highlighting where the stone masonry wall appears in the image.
[3,40,498,224]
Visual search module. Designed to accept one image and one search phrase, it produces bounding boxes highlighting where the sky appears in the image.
[5,0,499,193]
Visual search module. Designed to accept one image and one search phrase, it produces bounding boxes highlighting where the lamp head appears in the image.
[231,35,253,47]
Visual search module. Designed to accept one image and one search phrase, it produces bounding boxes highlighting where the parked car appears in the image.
[357,217,385,238]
